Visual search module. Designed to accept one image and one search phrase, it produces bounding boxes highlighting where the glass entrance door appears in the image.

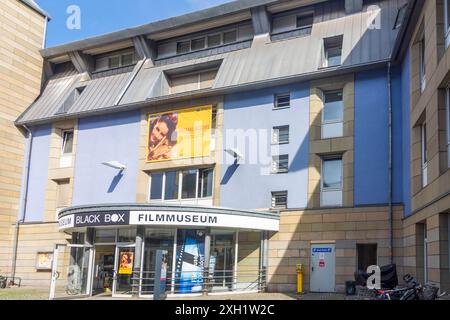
[113,245,135,297]
[210,233,234,292]
[49,244,93,299]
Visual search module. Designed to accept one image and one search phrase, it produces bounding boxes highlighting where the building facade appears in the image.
[3,0,449,298]
[0,0,49,281]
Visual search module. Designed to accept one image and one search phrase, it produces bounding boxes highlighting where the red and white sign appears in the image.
[319,260,325,268]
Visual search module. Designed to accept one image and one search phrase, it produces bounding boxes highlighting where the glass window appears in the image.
[191,38,206,51]
[150,173,163,200]
[273,126,289,144]
[271,191,288,209]
[422,123,427,164]
[62,131,74,155]
[198,168,213,198]
[177,41,190,54]
[272,155,289,173]
[296,13,314,29]
[118,228,136,243]
[419,36,426,92]
[223,30,237,44]
[274,93,290,109]
[207,34,221,47]
[446,89,450,168]
[323,91,344,122]
[181,170,197,199]
[326,45,342,67]
[121,53,134,66]
[446,0,450,41]
[322,158,342,189]
[95,229,116,243]
[164,171,179,200]
[108,56,120,68]
[394,4,407,29]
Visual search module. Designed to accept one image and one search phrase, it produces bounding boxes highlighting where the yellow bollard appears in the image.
[297,264,304,294]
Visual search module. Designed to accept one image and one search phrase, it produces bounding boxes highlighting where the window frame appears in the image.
[272,125,290,145]
[320,155,343,207]
[148,168,214,202]
[419,35,426,92]
[61,130,74,156]
[296,13,314,30]
[446,88,450,168]
[272,154,289,174]
[324,44,342,68]
[445,0,450,48]
[421,123,428,187]
[271,191,288,209]
[274,93,291,109]
[393,4,407,30]
[322,90,344,139]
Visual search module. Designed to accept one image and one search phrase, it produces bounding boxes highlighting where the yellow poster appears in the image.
[118,251,134,275]
[147,105,212,162]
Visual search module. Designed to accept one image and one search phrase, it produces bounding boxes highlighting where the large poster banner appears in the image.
[147,106,212,162]
[175,229,205,293]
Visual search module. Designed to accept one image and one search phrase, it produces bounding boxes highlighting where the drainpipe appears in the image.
[387,62,394,265]
[11,125,33,278]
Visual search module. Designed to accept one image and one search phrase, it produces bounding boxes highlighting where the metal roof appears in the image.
[17,0,407,125]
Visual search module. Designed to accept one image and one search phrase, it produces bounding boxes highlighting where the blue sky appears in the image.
[36,0,234,48]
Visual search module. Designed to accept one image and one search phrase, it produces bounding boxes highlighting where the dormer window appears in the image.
[207,34,221,47]
[191,38,206,51]
[223,30,237,44]
[322,36,343,68]
[95,50,136,71]
[296,13,314,29]
[56,86,86,115]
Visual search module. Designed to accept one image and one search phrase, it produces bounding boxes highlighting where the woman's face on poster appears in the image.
[150,120,169,145]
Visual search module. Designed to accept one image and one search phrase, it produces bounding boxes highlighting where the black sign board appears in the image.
[74,211,130,227]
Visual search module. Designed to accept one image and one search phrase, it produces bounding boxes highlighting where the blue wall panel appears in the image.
[72,111,141,205]
[24,125,51,222]
[354,68,391,205]
[220,83,310,209]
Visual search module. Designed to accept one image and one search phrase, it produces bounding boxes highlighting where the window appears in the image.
[207,34,222,47]
[272,155,289,174]
[191,38,206,51]
[121,53,134,66]
[177,41,190,54]
[273,126,290,144]
[323,36,343,68]
[56,86,86,115]
[419,35,426,92]
[394,4,407,29]
[274,93,291,109]
[446,89,450,168]
[322,90,344,139]
[164,171,179,200]
[421,123,428,187]
[198,168,213,198]
[168,68,219,94]
[150,172,163,200]
[271,191,288,209]
[181,170,197,199]
[445,0,450,48]
[149,168,213,202]
[62,131,74,155]
[223,30,237,44]
[321,156,343,207]
[108,56,121,69]
[357,244,377,272]
[296,13,314,29]
[95,51,136,71]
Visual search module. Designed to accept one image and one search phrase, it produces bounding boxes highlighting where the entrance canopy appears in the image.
[58,203,280,232]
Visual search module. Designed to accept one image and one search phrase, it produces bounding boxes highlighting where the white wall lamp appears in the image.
[225,148,244,163]
[101,161,127,171]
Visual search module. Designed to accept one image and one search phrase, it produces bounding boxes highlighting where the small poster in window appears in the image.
[118,251,134,275]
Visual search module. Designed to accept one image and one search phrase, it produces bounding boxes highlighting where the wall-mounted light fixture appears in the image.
[101,161,127,170]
